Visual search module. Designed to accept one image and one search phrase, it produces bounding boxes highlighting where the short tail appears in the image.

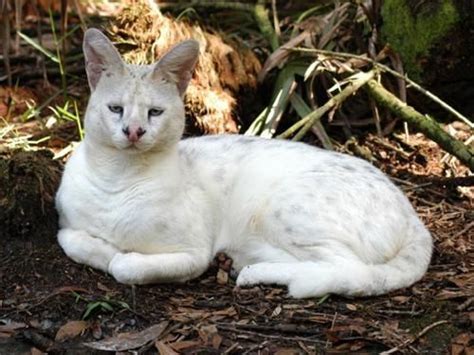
[289,221,433,298]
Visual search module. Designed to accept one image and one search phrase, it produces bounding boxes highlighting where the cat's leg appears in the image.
[108,250,211,285]
[236,261,343,298]
[58,228,121,272]
[236,262,301,288]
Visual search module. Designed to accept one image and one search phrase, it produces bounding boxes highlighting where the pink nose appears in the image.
[122,126,146,142]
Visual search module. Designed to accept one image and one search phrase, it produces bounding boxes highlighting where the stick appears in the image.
[381,320,449,354]
[278,71,375,141]
[365,80,474,170]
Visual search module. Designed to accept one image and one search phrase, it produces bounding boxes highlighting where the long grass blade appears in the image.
[17,31,59,63]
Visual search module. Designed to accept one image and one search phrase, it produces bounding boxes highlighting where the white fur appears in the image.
[55,29,432,298]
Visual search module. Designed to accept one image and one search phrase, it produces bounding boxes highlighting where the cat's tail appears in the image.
[288,220,433,298]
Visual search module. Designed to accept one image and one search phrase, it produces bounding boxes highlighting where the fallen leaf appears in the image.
[30,347,46,355]
[216,268,229,285]
[90,321,102,340]
[274,349,300,355]
[55,320,89,342]
[326,324,367,342]
[97,282,112,292]
[271,305,282,317]
[451,333,474,355]
[84,321,168,351]
[198,324,217,344]
[450,273,474,289]
[392,296,410,304]
[212,333,222,349]
[155,341,179,355]
[169,339,202,351]
[346,304,357,311]
[0,321,27,334]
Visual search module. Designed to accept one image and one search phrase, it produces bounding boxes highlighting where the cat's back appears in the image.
[178,134,378,178]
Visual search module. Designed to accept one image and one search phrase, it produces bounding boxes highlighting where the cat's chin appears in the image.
[114,141,152,154]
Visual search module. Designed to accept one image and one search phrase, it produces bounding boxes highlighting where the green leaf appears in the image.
[83,302,102,320]
[17,31,59,63]
[100,302,114,312]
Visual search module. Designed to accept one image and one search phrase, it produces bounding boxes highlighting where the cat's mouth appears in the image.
[123,141,150,152]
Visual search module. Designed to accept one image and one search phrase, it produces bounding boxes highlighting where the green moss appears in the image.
[381,0,459,78]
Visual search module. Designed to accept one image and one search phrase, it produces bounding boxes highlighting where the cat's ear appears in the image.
[83,28,124,91]
[152,40,200,96]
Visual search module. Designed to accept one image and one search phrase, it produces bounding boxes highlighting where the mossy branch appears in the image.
[365,80,474,170]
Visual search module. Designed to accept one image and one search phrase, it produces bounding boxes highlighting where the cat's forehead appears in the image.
[124,63,154,79]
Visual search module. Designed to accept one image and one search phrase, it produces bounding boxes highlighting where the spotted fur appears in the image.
[56,29,432,298]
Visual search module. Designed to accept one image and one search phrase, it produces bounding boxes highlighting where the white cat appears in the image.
[55,29,432,298]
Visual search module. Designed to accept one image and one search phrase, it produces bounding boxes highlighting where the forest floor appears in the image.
[0,127,473,354]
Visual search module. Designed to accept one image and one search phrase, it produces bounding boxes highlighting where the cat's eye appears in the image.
[108,105,123,114]
[148,108,164,117]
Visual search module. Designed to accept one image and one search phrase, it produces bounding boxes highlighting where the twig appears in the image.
[286,47,474,130]
[381,320,449,354]
[216,323,326,345]
[457,297,474,311]
[372,136,412,159]
[452,221,474,239]
[271,0,280,37]
[218,322,321,336]
[0,0,11,86]
[278,71,375,141]
[159,1,253,12]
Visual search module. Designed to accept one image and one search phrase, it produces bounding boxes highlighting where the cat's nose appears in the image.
[122,126,146,143]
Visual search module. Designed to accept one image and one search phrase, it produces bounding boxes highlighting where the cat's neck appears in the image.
[82,137,181,184]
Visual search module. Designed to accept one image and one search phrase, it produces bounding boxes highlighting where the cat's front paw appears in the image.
[108,253,146,285]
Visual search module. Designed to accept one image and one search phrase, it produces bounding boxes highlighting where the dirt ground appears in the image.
[0,132,473,354]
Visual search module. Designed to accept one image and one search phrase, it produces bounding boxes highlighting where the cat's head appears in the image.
[82,28,199,153]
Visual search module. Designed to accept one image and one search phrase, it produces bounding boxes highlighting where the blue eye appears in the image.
[148,108,164,117]
[108,105,123,114]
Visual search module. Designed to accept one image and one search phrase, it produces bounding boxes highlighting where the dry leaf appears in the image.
[84,321,169,351]
[97,282,112,292]
[211,333,222,349]
[198,324,217,343]
[271,305,282,317]
[170,339,202,351]
[0,321,27,334]
[155,341,179,355]
[346,304,357,311]
[451,333,474,355]
[274,349,300,355]
[258,31,311,82]
[216,268,229,285]
[392,296,410,304]
[30,347,47,355]
[90,321,103,340]
[55,320,89,342]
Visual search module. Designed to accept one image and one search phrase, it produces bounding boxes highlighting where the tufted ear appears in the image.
[83,28,124,91]
[152,39,200,97]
